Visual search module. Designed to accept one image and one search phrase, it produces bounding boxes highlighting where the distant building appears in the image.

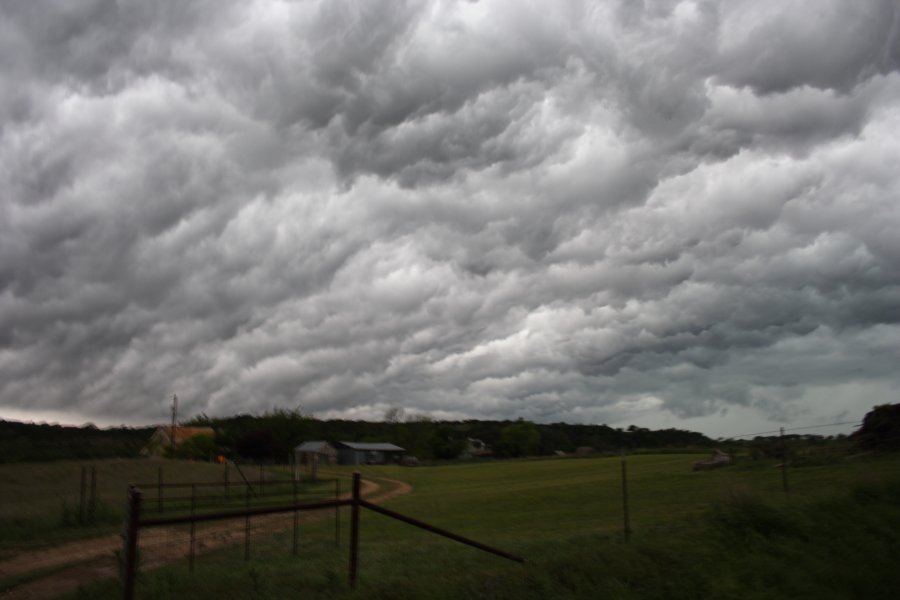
[336,441,405,465]
[295,441,338,465]
[294,441,338,480]
[460,438,493,459]
[142,426,215,457]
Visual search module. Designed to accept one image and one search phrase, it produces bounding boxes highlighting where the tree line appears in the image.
[0,419,155,463]
[1,410,713,463]
[183,410,715,462]
[8,403,895,464]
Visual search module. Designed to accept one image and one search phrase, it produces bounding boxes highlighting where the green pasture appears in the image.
[4,452,900,598]
[61,451,900,599]
[345,452,900,546]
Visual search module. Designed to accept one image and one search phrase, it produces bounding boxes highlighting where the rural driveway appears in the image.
[0,474,412,600]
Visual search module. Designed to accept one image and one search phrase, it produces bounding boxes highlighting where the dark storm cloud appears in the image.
[715,0,900,94]
[1,0,899,434]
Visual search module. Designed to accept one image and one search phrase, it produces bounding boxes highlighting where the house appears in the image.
[294,441,338,480]
[142,426,215,457]
[336,442,405,465]
[459,438,493,459]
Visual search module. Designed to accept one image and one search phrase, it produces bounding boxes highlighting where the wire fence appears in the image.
[133,498,344,574]
[121,473,524,599]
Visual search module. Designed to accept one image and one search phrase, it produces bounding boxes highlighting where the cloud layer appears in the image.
[2,0,899,435]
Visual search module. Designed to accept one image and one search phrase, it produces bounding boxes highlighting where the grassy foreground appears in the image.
[41,451,900,599]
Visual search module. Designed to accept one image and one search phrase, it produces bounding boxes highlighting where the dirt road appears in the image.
[0,475,412,600]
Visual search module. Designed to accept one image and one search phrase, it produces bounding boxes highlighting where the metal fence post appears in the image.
[292,477,299,556]
[349,472,361,588]
[780,427,790,494]
[79,466,87,524]
[189,484,196,572]
[244,486,251,561]
[89,466,98,524]
[122,485,141,600]
[621,448,631,542]
[335,479,341,547]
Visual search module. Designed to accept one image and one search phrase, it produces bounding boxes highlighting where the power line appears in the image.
[725,420,862,439]
[784,421,862,433]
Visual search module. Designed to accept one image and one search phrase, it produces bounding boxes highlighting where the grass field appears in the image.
[3,451,900,598]
[346,451,900,544]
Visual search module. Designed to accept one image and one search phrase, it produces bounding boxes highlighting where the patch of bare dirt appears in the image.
[0,474,411,600]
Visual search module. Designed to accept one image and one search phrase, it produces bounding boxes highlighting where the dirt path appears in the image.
[0,475,412,600]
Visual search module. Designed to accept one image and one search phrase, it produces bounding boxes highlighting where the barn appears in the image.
[336,441,405,465]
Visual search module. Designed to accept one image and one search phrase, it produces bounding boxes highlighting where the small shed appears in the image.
[294,441,338,480]
[336,442,405,466]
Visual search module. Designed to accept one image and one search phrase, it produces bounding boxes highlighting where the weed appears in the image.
[247,565,273,600]
[709,493,802,540]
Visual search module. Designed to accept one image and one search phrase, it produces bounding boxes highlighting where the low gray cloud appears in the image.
[1,0,899,436]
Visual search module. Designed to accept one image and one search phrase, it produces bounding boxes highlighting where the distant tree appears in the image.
[383,406,406,423]
[852,404,900,450]
[429,425,467,460]
[498,420,541,458]
[235,430,276,462]
[173,433,217,461]
[185,413,214,427]
[396,414,435,459]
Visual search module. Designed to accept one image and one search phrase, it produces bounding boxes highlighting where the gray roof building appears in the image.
[295,440,336,453]
[337,442,405,452]
[336,441,405,465]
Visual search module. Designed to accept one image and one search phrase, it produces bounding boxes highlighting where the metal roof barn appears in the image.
[336,441,405,465]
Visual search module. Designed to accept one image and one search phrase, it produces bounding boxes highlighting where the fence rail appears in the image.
[130,464,338,516]
[138,498,352,527]
[359,500,525,564]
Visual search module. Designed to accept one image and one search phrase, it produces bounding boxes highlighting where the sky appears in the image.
[1,0,899,438]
